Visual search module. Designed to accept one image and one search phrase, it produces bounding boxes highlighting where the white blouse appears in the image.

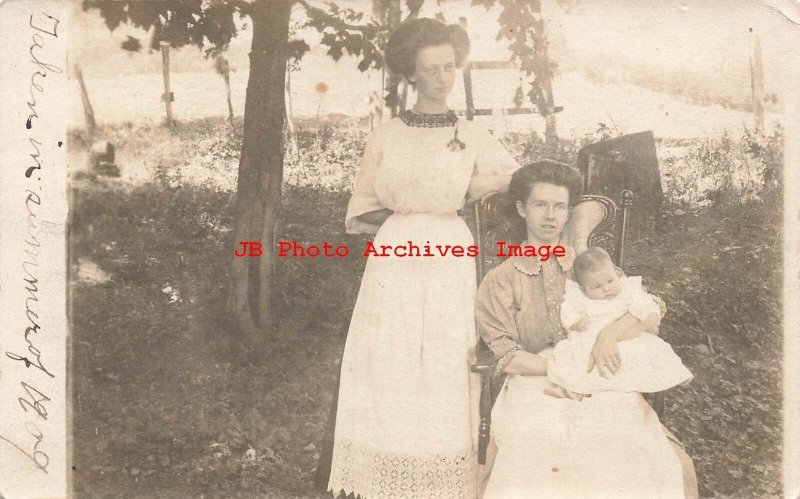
[345,117,520,234]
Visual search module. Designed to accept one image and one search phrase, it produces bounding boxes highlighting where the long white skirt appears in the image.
[328,213,481,499]
[485,373,685,499]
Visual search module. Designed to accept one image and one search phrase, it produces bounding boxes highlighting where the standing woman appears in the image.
[328,18,520,499]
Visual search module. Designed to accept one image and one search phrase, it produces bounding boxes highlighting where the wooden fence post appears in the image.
[73,64,97,138]
[216,56,235,124]
[160,41,175,126]
[535,19,558,146]
[224,62,234,124]
[749,32,765,133]
[368,0,387,129]
[385,0,402,117]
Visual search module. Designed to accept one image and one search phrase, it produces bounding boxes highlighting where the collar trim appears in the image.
[399,109,458,128]
[511,245,576,276]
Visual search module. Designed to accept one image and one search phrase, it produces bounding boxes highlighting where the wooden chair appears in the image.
[467,189,667,465]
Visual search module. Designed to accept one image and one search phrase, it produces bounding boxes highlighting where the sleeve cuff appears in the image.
[345,195,384,234]
[495,346,523,376]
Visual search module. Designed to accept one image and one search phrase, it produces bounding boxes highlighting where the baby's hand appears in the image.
[543,381,589,401]
[570,311,590,332]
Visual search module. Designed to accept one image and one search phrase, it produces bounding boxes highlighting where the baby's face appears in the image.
[580,263,622,300]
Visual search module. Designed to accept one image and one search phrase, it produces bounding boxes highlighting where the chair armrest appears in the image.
[471,340,496,374]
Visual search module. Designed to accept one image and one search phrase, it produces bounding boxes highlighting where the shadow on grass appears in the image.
[70,177,362,497]
[70,174,782,498]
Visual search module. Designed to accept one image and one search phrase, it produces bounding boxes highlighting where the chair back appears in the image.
[469,190,633,281]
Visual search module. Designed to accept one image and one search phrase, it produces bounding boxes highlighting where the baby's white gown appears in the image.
[548,276,693,395]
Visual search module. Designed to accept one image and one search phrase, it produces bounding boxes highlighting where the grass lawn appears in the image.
[70,121,782,498]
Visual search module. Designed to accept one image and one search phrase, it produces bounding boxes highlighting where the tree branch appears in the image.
[294,0,389,32]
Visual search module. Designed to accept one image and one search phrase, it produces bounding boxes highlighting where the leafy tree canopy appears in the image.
[83,0,553,77]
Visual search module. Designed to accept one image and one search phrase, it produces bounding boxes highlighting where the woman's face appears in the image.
[516,182,570,246]
[409,44,457,104]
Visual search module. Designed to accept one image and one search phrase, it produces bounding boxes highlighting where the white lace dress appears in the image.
[328,114,519,499]
[548,277,693,394]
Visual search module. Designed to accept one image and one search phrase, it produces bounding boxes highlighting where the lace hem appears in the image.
[328,440,477,499]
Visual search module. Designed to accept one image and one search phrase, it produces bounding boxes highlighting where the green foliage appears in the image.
[500,128,606,166]
[500,125,784,211]
[84,0,557,114]
[82,0,241,57]
[282,124,784,213]
[660,127,783,209]
[291,0,387,71]
[284,124,367,191]
[472,0,553,114]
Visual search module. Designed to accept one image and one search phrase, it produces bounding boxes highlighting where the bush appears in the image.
[284,125,366,192]
[73,118,783,217]
[659,126,782,209]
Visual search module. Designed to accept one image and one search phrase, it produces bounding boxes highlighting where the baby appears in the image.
[547,247,693,395]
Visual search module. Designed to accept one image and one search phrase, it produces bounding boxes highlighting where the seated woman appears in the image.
[475,161,698,498]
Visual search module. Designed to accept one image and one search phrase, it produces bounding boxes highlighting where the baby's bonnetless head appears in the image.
[573,247,622,300]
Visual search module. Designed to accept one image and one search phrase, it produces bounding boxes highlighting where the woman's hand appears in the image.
[466,175,512,203]
[586,329,621,378]
[356,208,393,226]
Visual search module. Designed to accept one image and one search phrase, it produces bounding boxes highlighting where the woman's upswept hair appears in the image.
[573,247,614,284]
[500,160,583,243]
[508,160,583,207]
[385,18,470,79]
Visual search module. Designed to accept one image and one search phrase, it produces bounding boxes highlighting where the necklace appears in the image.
[399,109,458,128]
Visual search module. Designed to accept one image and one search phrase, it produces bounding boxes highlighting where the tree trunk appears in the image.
[227,0,292,348]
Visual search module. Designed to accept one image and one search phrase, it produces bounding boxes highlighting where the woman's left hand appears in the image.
[466,175,511,203]
[466,175,498,203]
[586,329,621,378]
